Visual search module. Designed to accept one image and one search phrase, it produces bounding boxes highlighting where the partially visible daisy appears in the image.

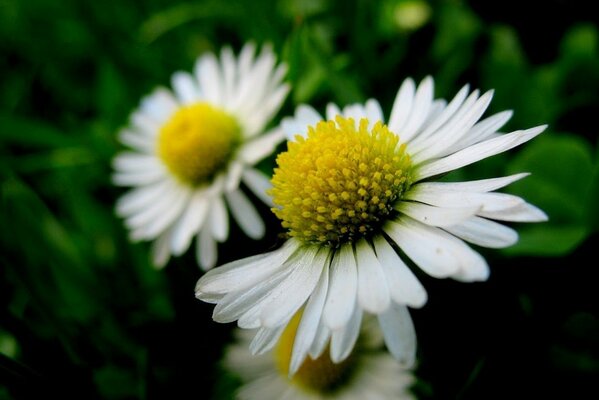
[196,77,547,372]
[225,314,416,400]
[113,43,289,270]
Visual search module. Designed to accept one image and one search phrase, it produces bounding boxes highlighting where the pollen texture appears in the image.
[270,116,412,246]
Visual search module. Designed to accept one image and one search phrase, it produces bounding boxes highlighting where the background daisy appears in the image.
[196,76,547,373]
[224,316,416,400]
[113,43,289,270]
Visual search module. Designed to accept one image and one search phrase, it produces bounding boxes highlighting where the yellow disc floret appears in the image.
[158,102,240,186]
[275,312,355,393]
[270,116,412,246]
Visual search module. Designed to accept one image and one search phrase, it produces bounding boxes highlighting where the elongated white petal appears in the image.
[115,178,171,216]
[140,87,178,122]
[195,53,223,104]
[170,190,210,255]
[411,173,529,194]
[171,71,200,104]
[112,168,164,186]
[400,76,434,141]
[325,103,342,120]
[151,229,172,268]
[129,186,190,239]
[209,195,229,242]
[445,217,518,248]
[195,239,300,296]
[281,104,322,141]
[249,326,285,356]
[378,303,416,367]
[397,201,480,227]
[238,128,284,164]
[130,111,160,136]
[213,265,293,323]
[365,99,384,128]
[406,190,525,213]
[323,244,358,330]
[118,129,155,153]
[225,189,265,239]
[197,226,217,270]
[479,202,549,222]
[388,78,415,134]
[289,261,331,375]
[112,153,159,172]
[242,168,274,207]
[330,305,362,363]
[225,161,244,192]
[260,247,325,328]
[416,125,546,179]
[219,47,236,104]
[384,218,461,278]
[308,323,331,360]
[355,239,390,314]
[446,110,513,154]
[373,237,427,308]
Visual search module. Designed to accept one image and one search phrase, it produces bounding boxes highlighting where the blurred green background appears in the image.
[1,0,598,398]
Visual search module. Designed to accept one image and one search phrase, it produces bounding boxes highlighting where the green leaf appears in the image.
[560,24,598,59]
[504,133,594,256]
[0,114,75,148]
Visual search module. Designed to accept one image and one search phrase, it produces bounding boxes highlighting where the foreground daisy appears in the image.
[196,77,547,372]
[225,315,416,400]
[113,43,289,269]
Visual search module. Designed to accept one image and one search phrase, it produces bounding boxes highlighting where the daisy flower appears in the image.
[112,43,289,270]
[225,314,416,400]
[196,76,547,373]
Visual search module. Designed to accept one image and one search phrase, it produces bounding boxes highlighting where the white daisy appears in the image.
[225,314,416,400]
[196,76,547,372]
[113,43,290,270]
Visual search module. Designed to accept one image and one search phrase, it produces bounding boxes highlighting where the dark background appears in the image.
[1,0,598,398]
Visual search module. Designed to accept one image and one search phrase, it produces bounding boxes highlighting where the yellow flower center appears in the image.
[158,102,240,186]
[270,116,412,246]
[275,312,355,393]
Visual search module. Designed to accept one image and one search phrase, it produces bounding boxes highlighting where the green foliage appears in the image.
[1,0,598,399]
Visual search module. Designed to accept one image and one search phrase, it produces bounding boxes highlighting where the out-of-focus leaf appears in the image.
[0,115,76,148]
[504,133,594,256]
[96,62,131,127]
[93,366,140,399]
[560,24,598,59]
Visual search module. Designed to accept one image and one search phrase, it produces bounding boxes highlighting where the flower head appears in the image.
[196,76,547,371]
[113,43,289,270]
[225,315,416,400]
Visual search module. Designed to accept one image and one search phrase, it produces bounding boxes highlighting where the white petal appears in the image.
[384,218,461,278]
[209,195,229,242]
[397,201,480,227]
[445,217,518,248]
[237,127,284,164]
[289,260,331,375]
[308,323,331,359]
[378,303,416,367]
[388,78,415,134]
[249,326,285,355]
[112,168,164,186]
[325,103,342,120]
[399,76,434,141]
[151,229,172,268]
[197,226,217,270]
[225,161,244,192]
[355,239,390,314]
[225,189,265,239]
[450,244,490,282]
[195,239,300,296]
[219,47,236,104]
[411,173,530,194]
[242,168,274,207]
[118,129,155,153]
[140,87,178,122]
[413,90,494,162]
[260,247,326,328]
[213,265,293,323]
[446,110,513,153]
[171,71,200,105]
[281,104,323,141]
[195,52,223,104]
[373,236,427,308]
[416,125,547,180]
[237,42,256,79]
[365,99,384,126]
[408,84,470,144]
[323,244,358,330]
[341,103,368,122]
[330,305,362,363]
[130,110,160,136]
[479,202,548,222]
[170,189,210,255]
[406,190,525,213]
[112,152,160,172]
[115,178,171,216]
